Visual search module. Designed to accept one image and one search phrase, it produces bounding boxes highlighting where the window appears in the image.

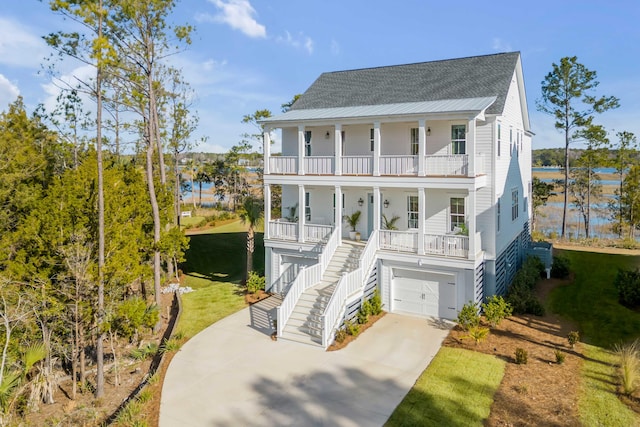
[332,192,346,223]
[407,195,418,229]
[305,192,311,221]
[304,131,312,156]
[451,125,466,154]
[511,189,519,221]
[410,128,419,155]
[497,198,501,232]
[450,197,465,231]
[370,128,375,151]
[509,128,513,156]
[497,123,501,156]
[341,130,346,155]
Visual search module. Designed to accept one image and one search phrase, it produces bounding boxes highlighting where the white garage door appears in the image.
[391,269,456,319]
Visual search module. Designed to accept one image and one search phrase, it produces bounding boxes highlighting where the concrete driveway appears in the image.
[160,300,451,427]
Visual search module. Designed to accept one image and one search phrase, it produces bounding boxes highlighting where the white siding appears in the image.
[475,121,496,257]
[281,127,298,156]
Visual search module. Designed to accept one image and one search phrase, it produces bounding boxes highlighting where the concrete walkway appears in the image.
[160,303,451,427]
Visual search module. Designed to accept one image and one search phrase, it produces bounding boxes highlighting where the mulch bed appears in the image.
[245,290,272,304]
[327,312,386,351]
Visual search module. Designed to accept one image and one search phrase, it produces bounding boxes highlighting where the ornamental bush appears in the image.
[457,301,480,331]
[482,295,513,327]
[551,255,571,279]
[614,268,640,309]
[246,271,265,294]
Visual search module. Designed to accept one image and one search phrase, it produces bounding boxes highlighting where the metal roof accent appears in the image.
[261,97,497,124]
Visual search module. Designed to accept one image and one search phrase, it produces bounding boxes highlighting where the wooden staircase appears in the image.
[280,241,364,346]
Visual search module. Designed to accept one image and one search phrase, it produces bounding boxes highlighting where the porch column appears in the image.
[373,187,381,232]
[418,187,425,255]
[418,119,426,176]
[468,189,477,260]
[373,121,381,176]
[334,124,342,176]
[334,185,342,244]
[263,128,271,175]
[467,117,476,177]
[264,184,271,239]
[298,125,305,175]
[298,184,306,242]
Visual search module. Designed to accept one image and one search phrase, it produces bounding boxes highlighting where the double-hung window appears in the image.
[410,128,419,155]
[509,128,513,156]
[370,128,375,151]
[450,197,465,231]
[497,123,502,156]
[511,188,519,221]
[305,192,311,221]
[407,195,418,229]
[304,131,312,156]
[451,125,466,154]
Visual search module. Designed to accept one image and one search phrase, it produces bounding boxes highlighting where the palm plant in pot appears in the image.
[344,211,362,240]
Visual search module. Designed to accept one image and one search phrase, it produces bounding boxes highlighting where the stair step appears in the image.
[284,324,323,338]
[279,330,323,347]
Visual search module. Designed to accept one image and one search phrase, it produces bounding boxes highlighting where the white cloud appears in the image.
[199,0,266,38]
[492,37,513,52]
[276,31,314,54]
[0,17,49,68]
[41,64,96,114]
[0,74,20,108]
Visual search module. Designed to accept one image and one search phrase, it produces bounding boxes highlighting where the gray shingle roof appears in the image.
[290,52,520,116]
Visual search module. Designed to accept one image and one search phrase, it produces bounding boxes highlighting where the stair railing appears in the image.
[277,228,339,337]
[321,231,379,348]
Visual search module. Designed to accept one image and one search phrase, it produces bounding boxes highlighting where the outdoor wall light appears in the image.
[383,199,390,208]
[426,127,431,136]
[325,131,330,139]
[358,197,364,206]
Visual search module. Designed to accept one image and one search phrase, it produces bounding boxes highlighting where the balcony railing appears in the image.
[379,230,418,252]
[380,155,418,175]
[378,230,470,258]
[304,224,333,242]
[268,220,298,241]
[269,156,298,174]
[342,156,372,175]
[424,154,467,176]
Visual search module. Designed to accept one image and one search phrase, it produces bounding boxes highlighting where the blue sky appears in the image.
[1,0,639,152]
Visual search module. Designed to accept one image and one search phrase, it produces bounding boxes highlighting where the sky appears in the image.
[1,0,639,153]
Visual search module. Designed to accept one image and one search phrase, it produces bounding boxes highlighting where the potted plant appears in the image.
[344,211,362,240]
[382,213,400,230]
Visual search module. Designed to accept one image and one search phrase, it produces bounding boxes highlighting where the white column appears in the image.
[334,124,342,176]
[373,121,381,176]
[298,184,305,243]
[298,125,305,175]
[418,119,426,176]
[263,128,271,175]
[418,187,425,255]
[467,117,476,177]
[468,189,476,260]
[334,185,342,244]
[264,184,271,239]
[373,187,381,232]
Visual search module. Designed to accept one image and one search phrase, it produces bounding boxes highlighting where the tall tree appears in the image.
[281,94,301,112]
[531,177,554,232]
[620,165,640,240]
[537,56,619,238]
[609,131,639,237]
[239,197,263,281]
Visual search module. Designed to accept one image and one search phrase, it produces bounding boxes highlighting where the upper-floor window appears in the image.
[410,128,419,155]
[497,123,502,157]
[451,125,466,154]
[511,188,519,221]
[304,131,312,156]
[509,128,513,156]
[305,191,311,221]
[450,197,465,231]
[407,195,418,229]
[370,128,375,151]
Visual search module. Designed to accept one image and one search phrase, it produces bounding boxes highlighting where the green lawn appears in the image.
[176,220,265,338]
[385,347,505,427]
[549,250,640,347]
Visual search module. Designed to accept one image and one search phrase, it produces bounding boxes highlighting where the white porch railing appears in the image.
[269,156,297,174]
[379,230,418,252]
[268,221,298,241]
[424,233,469,258]
[380,155,418,175]
[277,228,339,337]
[304,224,333,242]
[321,231,379,348]
[342,156,372,175]
[304,156,334,175]
[425,154,468,176]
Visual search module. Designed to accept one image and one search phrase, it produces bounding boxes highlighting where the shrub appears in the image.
[506,258,545,316]
[551,255,571,279]
[160,337,182,354]
[613,268,640,309]
[567,331,580,349]
[356,308,369,325]
[113,298,158,339]
[369,289,383,315]
[335,328,347,343]
[344,319,360,336]
[614,340,640,395]
[554,350,566,364]
[482,295,513,327]
[465,326,490,345]
[515,348,528,365]
[246,271,265,295]
[129,343,159,361]
[457,301,480,331]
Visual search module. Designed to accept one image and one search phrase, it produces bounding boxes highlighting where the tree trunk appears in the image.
[146,139,163,326]
[79,326,86,386]
[246,227,254,280]
[562,127,569,238]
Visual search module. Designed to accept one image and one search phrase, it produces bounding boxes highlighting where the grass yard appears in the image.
[549,250,640,347]
[385,347,505,427]
[176,220,265,338]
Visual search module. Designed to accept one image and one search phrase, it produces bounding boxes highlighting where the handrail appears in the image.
[277,228,339,337]
[321,231,379,348]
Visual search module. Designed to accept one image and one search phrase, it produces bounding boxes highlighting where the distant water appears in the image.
[532,167,618,174]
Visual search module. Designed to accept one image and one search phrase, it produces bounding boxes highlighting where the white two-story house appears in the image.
[260,52,532,348]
